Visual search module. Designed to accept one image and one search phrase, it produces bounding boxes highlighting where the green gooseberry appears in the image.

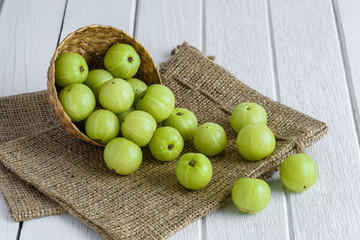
[231,102,267,133]
[149,127,184,161]
[84,69,113,100]
[126,78,148,107]
[104,44,140,79]
[85,109,119,144]
[163,108,198,141]
[55,52,89,88]
[236,124,275,161]
[99,78,134,114]
[193,122,227,156]
[104,137,142,175]
[58,83,96,122]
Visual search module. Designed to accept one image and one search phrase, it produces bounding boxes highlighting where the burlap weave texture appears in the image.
[0,43,327,240]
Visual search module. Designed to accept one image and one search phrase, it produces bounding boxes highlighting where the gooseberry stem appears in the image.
[176,112,183,116]
[80,66,85,72]
[189,159,195,167]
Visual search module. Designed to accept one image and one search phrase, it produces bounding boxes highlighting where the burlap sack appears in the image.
[0,43,327,239]
[0,92,66,219]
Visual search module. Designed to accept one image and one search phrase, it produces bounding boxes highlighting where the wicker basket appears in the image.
[47,25,161,147]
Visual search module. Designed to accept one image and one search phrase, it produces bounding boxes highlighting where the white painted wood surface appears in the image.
[0,0,66,96]
[334,0,360,140]
[0,196,18,240]
[0,0,66,239]
[135,0,202,65]
[270,0,360,239]
[1,0,360,239]
[204,1,288,239]
[21,215,101,240]
[60,0,137,39]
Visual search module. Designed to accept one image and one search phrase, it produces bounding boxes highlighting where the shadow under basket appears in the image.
[47,24,161,147]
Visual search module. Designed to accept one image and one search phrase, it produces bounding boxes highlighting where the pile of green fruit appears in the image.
[55,44,319,214]
[54,43,221,190]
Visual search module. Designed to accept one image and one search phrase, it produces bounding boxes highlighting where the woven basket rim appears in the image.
[47,24,161,147]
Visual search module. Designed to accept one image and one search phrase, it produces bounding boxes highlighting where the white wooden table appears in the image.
[1,0,360,239]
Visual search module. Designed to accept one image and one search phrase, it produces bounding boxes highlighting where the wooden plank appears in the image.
[269,0,360,239]
[135,0,202,239]
[0,0,66,96]
[21,214,103,240]
[0,0,66,239]
[135,0,202,66]
[0,195,18,240]
[168,220,202,240]
[205,0,277,98]
[60,0,137,39]
[204,0,289,239]
[19,1,135,240]
[333,0,360,142]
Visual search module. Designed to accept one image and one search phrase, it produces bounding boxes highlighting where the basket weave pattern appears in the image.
[47,25,161,146]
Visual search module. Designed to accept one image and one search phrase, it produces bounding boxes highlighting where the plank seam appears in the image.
[266,0,281,102]
[9,15,18,96]
[200,1,207,239]
[266,0,292,239]
[201,216,207,240]
[331,0,360,148]
[201,0,206,55]
[56,0,68,48]
[283,188,294,240]
[0,0,5,19]
[16,221,23,240]
[131,0,139,37]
